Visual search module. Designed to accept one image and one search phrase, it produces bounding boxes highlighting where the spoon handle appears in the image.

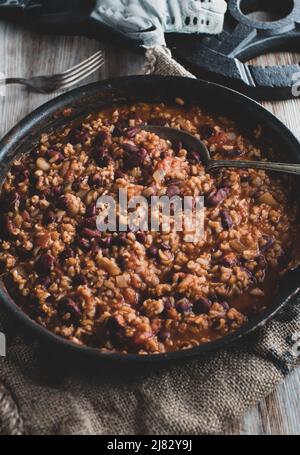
[206,160,300,176]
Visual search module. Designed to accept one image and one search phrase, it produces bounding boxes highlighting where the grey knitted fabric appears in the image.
[0,47,300,435]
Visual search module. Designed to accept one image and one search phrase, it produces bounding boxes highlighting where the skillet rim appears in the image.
[0,74,300,364]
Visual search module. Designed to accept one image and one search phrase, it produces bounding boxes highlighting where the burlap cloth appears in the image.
[1,46,300,435]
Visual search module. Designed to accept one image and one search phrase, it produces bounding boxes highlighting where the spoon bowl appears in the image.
[143,125,211,165]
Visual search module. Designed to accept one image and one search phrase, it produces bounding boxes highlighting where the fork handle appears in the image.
[207,160,300,176]
[0,78,27,86]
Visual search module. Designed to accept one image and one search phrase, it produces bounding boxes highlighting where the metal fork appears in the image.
[0,50,105,94]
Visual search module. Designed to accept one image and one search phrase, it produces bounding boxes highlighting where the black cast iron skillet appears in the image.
[1,75,300,364]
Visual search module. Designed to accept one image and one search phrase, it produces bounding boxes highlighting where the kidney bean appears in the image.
[72,180,81,192]
[2,214,18,236]
[167,178,183,186]
[101,248,110,258]
[93,130,109,146]
[20,210,31,223]
[220,210,233,230]
[112,125,124,137]
[126,127,140,139]
[158,328,171,342]
[41,185,61,202]
[58,193,79,217]
[221,253,238,267]
[218,179,232,190]
[36,253,54,274]
[92,147,112,167]
[134,148,148,163]
[81,216,97,229]
[206,188,229,208]
[227,149,243,158]
[11,163,26,175]
[113,233,127,246]
[106,314,127,345]
[86,203,96,217]
[147,246,158,258]
[199,124,214,139]
[166,185,180,198]
[173,140,183,154]
[81,228,102,239]
[260,235,274,253]
[256,254,267,270]
[59,297,82,322]
[68,128,89,145]
[193,297,212,314]
[187,150,202,164]
[148,117,168,126]
[163,297,175,312]
[88,173,103,188]
[52,185,63,197]
[2,191,20,212]
[219,301,230,311]
[240,173,250,182]
[122,143,140,154]
[11,164,29,182]
[60,247,75,262]
[136,231,146,245]
[91,239,101,254]
[45,145,58,155]
[141,166,153,183]
[240,266,253,280]
[46,149,64,163]
[107,313,125,329]
[123,144,148,169]
[77,238,91,251]
[57,195,68,210]
[36,276,51,288]
[176,298,193,315]
[43,210,56,225]
[99,235,112,248]
[115,169,126,179]
[160,242,171,251]
[73,274,88,286]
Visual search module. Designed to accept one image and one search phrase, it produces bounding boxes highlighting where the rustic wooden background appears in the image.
[0,19,300,435]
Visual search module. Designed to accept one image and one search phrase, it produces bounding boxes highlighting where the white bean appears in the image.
[36,157,50,171]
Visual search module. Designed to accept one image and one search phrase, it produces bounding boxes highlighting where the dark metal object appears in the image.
[167,0,300,100]
[0,76,300,364]
[143,125,300,175]
[0,0,41,18]
[1,1,300,99]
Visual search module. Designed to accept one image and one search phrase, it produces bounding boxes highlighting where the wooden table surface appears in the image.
[0,21,299,436]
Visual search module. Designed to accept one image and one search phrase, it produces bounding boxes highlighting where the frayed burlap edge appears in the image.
[0,381,24,435]
[144,46,195,78]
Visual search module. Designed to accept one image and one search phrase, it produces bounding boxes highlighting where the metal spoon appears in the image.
[143,126,300,176]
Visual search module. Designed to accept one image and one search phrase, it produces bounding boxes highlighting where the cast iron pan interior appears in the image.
[0,76,300,364]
